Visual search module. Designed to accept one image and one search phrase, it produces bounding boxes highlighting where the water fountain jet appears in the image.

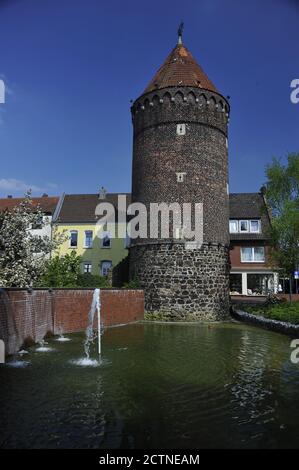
[72,289,103,367]
[35,339,54,353]
[84,288,102,359]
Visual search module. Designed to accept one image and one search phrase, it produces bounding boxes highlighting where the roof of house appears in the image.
[55,193,131,223]
[56,192,271,240]
[143,43,218,95]
[0,196,59,215]
[229,193,272,240]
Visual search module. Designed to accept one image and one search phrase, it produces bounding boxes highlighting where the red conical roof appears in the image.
[144,43,218,94]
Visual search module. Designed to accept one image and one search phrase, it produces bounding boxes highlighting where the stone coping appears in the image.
[231,306,299,337]
[0,287,144,292]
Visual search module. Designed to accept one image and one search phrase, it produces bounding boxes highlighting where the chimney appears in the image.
[99,187,107,200]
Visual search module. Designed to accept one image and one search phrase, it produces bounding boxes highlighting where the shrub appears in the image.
[247,302,299,324]
[123,277,140,289]
[77,273,110,288]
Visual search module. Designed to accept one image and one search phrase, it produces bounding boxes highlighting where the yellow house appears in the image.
[53,193,130,276]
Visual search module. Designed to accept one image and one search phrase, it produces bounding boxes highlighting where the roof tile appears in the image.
[0,196,59,215]
[143,44,218,94]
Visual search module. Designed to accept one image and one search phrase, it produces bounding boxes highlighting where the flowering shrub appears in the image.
[0,192,66,287]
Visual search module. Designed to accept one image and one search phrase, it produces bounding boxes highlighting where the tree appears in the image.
[265,153,299,301]
[37,251,109,288]
[37,251,83,288]
[0,192,65,287]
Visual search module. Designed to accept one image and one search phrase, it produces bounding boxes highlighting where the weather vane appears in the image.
[178,22,184,44]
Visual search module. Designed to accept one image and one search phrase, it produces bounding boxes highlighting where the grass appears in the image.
[246,301,299,325]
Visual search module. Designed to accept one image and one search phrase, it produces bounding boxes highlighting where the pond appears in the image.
[0,322,299,449]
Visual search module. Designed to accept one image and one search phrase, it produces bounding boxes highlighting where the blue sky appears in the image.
[0,0,298,197]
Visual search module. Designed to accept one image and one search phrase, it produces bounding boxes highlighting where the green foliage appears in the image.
[77,273,109,288]
[264,153,299,287]
[37,251,110,288]
[265,153,299,218]
[37,251,82,288]
[144,311,170,321]
[123,277,140,289]
[247,302,299,325]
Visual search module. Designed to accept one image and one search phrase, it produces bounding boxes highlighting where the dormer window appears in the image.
[250,220,260,233]
[229,220,261,234]
[229,220,238,233]
[240,220,249,232]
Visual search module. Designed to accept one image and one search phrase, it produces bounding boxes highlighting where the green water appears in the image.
[1,322,299,449]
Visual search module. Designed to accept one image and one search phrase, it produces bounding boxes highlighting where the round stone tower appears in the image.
[129,29,230,320]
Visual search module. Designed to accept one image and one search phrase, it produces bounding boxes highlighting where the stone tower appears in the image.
[129,29,230,320]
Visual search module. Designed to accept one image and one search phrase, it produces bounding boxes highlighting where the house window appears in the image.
[101,260,112,277]
[229,219,261,234]
[101,232,111,248]
[84,230,93,248]
[247,273,273,295]
[229,274,242,295]
[239,220,249,232]
[241,247,265,263]
[70,230,78,248]
[229,220,238,233]
[250,220,260,233]
[254,246,266,262]
[84,262,92,274]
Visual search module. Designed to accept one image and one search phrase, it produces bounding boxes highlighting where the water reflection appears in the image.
[0,323,298,449]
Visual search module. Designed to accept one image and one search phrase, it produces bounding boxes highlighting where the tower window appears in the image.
[176,172,186,183]
[176,124,186,135]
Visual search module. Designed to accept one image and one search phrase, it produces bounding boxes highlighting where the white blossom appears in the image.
[0,191,66,287]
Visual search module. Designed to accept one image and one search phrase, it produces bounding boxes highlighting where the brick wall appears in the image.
[0,288,144,355]
[53,289,144,333]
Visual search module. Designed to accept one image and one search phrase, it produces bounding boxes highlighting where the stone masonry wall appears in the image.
[130,243,230,321]
[131,87,230,246]
[130,86,230,319]
[0,288,144,355]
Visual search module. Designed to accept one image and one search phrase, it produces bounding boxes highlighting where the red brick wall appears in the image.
[0,290,53,355]
[0,288,144,355]
[54,289,144,333]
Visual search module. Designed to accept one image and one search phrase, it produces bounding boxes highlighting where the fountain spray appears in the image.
[84,288,101,359]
